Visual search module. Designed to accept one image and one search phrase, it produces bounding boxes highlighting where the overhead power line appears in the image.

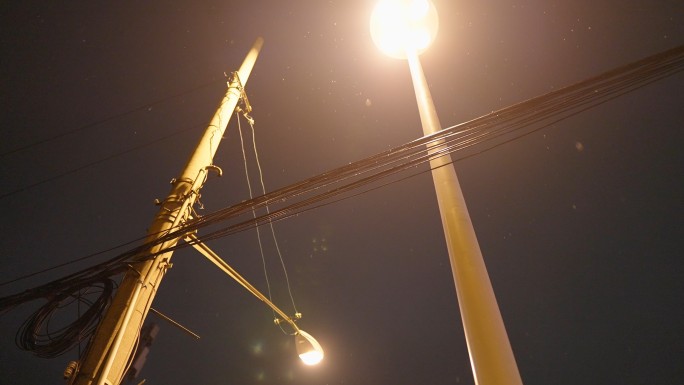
[1,79,222,158]
[0,123,204,200]
[0,43,682,358]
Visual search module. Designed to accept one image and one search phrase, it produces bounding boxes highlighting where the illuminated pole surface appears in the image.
[407,51,523,385]
[72,38,264,385]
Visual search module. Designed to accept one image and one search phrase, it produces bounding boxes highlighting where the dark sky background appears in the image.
[1,1,683,384]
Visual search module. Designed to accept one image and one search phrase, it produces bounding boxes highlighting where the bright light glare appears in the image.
[409,0,429,20]
[370,0,439,59]
[299,350,324,366]
[295,330,324,366]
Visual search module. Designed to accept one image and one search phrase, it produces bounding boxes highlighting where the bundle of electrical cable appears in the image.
[1,44,682,358]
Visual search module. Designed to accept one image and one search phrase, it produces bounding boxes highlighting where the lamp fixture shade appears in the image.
[295,330,324,365]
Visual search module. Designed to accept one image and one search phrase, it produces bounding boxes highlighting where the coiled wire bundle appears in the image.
[15,278,115,358]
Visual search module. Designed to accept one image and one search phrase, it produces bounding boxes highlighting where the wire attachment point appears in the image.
[227,71,253,115]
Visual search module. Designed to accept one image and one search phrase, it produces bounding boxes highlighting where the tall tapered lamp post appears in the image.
[370,1,523,384]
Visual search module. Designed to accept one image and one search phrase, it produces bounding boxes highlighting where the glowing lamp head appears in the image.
[370,0,439,59]
[295,330,324,365]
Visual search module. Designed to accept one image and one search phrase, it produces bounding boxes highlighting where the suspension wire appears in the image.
[245,111,300,316]
[0,122,205,200]
[1,79,222,158]
[6,44,682,295]
[236,106,299,334]
[236,109,277,317]
[166,44,684,243]
[1,44,682,339]
[7,44,682,292]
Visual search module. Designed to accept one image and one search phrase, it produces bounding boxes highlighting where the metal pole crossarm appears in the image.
[184,234,301,333]
[70,38,264,385]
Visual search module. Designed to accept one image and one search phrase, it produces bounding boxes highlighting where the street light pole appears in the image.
[370,1,523,383]
[407,50,522,385]
[70,38,264,385]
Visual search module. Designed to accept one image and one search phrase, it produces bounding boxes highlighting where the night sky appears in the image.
[1,1,683,384]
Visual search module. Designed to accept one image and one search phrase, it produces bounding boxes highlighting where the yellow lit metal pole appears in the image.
[71,38,264,385]
[371,1,522,382]
[406,50,523,385]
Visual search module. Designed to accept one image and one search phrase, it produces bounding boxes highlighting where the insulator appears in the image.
[63,360,78,380]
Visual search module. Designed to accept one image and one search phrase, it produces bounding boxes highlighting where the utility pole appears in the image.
[70,38,264,385]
